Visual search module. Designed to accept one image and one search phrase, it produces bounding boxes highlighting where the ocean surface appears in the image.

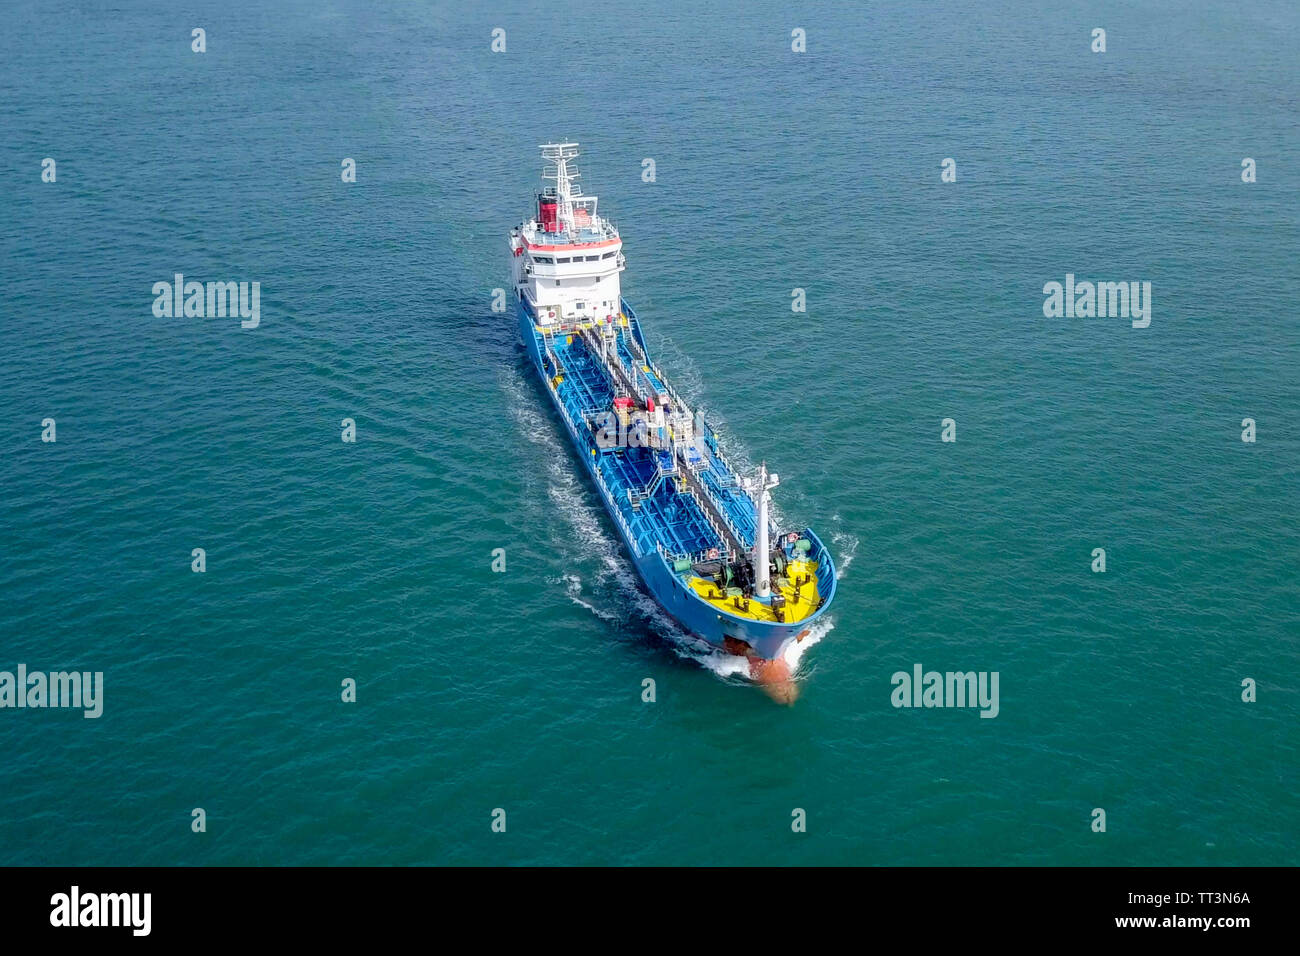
[1,1,1297,866]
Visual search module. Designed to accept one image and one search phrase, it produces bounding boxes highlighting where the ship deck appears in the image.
[542,310,759,566]
[686,557,823,624]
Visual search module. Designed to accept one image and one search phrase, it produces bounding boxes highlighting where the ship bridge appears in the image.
[510,143,625,327]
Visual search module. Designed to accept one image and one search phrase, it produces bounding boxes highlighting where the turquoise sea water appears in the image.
[1,1,1297,866]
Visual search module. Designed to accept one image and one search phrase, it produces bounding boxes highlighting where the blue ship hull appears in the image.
[517,297,836,664]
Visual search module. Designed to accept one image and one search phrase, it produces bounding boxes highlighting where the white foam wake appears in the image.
[830,526,859,579]
[783,616,834,673]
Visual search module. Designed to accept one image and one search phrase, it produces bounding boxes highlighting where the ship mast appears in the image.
[748,463,780,598]
[540,142,581,237]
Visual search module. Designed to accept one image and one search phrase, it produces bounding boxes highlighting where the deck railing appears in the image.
[591,459,642,558]
[626,457,679,507]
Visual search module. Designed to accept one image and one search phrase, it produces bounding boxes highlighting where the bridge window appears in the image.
[601,252,616,259]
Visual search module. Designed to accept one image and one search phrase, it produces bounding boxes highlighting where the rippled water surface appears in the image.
[1,0,1297,865]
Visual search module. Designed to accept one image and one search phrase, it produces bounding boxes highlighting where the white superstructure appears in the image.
[509,143,625,326]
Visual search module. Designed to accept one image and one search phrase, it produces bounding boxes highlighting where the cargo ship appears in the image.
[509,143,835,697]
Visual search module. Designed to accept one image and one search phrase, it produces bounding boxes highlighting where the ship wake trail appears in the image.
[830,521,860,578]
[561,574,617,622]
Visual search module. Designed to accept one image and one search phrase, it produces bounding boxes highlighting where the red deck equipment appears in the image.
[538,194,558,233]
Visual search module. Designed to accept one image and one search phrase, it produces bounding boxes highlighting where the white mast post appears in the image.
[751,462,779,598]
[540,142,580,238]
